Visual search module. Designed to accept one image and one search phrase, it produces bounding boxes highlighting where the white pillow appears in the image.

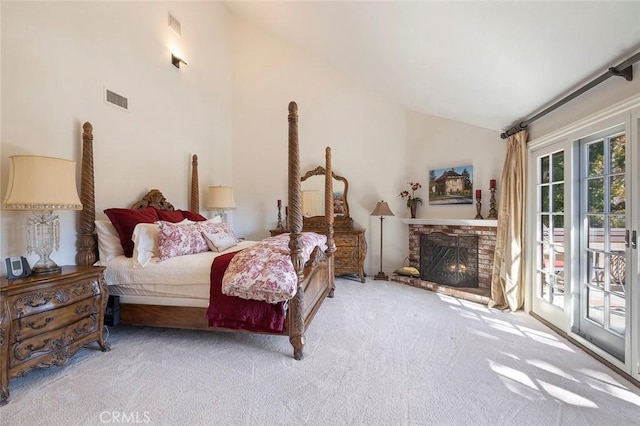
[95,220,124,262]
[202,231,238,252]
[132,223,160,268]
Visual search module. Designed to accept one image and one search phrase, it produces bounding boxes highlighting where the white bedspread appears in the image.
[100,240,257,294]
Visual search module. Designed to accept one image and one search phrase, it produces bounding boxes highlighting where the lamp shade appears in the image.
[3,155,82,211]
[370,201,394,217]
[206,186,236,210]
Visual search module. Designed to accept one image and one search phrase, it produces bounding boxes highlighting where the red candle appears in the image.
[490,179,496,189]
[277,199,282,207]
[475,189,481,200]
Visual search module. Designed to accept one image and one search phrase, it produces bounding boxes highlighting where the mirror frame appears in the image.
[301,166,353,230]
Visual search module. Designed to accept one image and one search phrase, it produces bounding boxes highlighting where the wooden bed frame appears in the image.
[77,102,335,359]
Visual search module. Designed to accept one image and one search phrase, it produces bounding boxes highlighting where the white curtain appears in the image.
[489,130,528,311]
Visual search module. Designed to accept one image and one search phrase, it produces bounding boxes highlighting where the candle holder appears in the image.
[487,188,498,219]
[475,198,483,219]
[276,204,284,229]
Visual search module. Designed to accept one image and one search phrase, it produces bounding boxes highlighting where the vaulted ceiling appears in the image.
[226,1,640,131]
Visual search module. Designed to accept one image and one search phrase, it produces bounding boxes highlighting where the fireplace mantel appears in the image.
[402,218,498,227]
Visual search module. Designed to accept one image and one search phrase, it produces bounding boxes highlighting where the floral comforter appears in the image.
[222,233,327,304]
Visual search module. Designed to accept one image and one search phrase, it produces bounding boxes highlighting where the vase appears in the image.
[410,203,417,219]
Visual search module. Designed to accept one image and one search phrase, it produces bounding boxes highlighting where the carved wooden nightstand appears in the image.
[0,266,110,405]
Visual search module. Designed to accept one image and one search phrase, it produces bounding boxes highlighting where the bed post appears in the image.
[190,154,199,213]
[287,101,305,360]
[77,122,97,266]
[324,147,336,297]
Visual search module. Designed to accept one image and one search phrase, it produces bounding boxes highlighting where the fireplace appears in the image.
[420,232,479,287]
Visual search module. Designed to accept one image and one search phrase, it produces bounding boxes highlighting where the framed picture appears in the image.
[429,165,473,205]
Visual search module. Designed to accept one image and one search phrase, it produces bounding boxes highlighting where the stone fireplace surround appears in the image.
[391,219,498,304]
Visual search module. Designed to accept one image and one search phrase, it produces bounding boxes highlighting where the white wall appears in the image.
[1,2,506,277]
[1,2,233,268]
[230,15,504,276]
[529,64,640,139]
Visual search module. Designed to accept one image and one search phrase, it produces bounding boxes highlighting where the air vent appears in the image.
[105,89,128,110]
[169,13,181,36]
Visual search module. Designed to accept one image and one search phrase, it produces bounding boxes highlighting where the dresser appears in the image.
[0,266,110,405]
[270,227,367,282]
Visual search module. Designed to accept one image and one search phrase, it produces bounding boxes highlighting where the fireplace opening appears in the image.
[420,232,479,287]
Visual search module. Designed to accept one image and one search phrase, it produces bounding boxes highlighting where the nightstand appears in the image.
[0,265,110,405]
[269,228,289,236]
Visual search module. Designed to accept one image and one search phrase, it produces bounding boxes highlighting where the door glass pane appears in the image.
[609,253,626,294]
[541,186,549,212]
[610,175,625,214]
[588,141,604,176]
[587,288,605,325]
[541,155,550,183]
[587,215,604,249]
[587,178,604,212]
[552,215,564,235]
[587,251,605,289]
[609,293,625,335]
[552,152,564,181]
[609,134,625,174]
[552,183,564,212]
[552,275,564,308]
[540,214,549,241]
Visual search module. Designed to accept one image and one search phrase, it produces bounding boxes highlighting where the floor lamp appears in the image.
[371,200,394,280]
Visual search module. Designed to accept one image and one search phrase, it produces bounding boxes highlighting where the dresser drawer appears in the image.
[335,257,358,272]
[335,234,358,247]
[8,279,100,319]
[10,314,99,369]
[334,244,357,259]
[12,297,100,343]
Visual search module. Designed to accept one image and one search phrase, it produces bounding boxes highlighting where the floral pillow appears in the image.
[157,220,238,261]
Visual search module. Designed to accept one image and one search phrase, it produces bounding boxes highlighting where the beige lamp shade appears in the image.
[370,201,394,217]
[206,186,236,210]
[3,155,82,211]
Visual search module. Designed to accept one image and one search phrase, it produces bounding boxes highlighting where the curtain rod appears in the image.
[500,50,640,139]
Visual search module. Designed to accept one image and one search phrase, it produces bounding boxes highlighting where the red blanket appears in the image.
[206,250,286,333]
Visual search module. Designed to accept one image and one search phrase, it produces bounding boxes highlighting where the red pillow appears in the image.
[154,208,185,223]
[180,210,207,221]
[104,207,159,257]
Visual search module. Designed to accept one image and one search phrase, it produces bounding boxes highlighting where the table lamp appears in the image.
[206,185,236,222]
[3,155,83,274]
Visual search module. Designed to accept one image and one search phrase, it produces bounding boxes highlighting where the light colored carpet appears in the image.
[2,278,639,425]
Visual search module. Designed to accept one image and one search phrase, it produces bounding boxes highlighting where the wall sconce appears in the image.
[3,156,83,274]
[206,186,236,222]
[171,53,187,68]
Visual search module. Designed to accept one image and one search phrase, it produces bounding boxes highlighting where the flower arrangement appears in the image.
[399,181,423,208]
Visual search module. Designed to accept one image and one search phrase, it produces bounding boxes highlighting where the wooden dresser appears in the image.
[270,227,367,282]
[0,266,110,405]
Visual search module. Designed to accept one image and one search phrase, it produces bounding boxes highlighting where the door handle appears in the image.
[632,230,637,250]
[625,230,630,248]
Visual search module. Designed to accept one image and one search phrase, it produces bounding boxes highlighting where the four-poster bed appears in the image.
[77,101,335,359]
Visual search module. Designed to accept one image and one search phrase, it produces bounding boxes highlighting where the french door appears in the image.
[531,144,570,329]
[574,125,628,361]
[530,101,640,380]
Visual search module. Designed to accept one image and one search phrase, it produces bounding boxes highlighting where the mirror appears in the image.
[301,166,353,230]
